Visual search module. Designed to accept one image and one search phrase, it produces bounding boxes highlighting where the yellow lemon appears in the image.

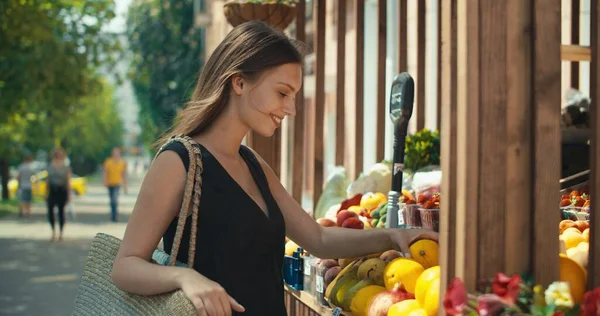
[415,266,440,306]
[383,258,425,294]
[408,309,429,316]
[387,299,421,316]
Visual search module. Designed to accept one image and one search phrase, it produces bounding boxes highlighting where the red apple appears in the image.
[341,217,364,229]
[336,210,358,227]
[316,218,336,227]
[367,285,415,316]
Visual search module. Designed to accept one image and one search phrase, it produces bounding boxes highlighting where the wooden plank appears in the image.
[376,0,386,162]
[561,44,592,61]
[312,0,326,209]
[292,0,306,203]
[571,0,580,88]
[454,0,480,291]
[505,0,533,276]
[478,0,507,279]
[335,0,346,166]
[439,0,458,296]
[588,0,600,289]
[354,0,365,179]
[532,0,561,286]
[436,0,442,131]
[398,0,408,73]
[416,0,426,131]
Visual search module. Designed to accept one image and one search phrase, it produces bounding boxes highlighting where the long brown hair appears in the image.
[156,21,306,148]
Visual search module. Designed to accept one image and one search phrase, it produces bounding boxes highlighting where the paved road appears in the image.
[0,180,141,316]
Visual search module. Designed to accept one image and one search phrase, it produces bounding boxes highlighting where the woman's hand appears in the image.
[177,269,245,316]
[389,229,440,256]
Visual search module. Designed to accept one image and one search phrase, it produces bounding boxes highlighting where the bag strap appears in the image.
[153,135,203,269]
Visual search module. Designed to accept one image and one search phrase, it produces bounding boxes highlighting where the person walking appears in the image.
[17,155,35,218]
[111,21,438,316]
[103,147,127,222]
[46,148,71,242]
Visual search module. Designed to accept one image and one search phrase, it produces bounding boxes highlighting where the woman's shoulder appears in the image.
[156,141,190,171]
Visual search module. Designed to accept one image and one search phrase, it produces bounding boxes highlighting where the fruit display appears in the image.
[417,193,440,232]
[319,238,441,316]
[557,219,590,304]
[560,190,591,221]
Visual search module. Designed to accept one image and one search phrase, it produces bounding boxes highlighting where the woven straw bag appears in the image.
[72,135,203,316]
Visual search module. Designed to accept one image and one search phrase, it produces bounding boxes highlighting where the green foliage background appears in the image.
[126,0,205,152]
[0,0,124,198]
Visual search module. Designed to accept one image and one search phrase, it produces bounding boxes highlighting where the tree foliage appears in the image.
[126,0,205,151]
[0,0,124,198]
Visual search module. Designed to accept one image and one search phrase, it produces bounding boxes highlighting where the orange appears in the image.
[409,239,439,269]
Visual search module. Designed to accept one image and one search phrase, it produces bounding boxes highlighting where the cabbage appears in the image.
[314,166,350,219]
[346,162,392,198]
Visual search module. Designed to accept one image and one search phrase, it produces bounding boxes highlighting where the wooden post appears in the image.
[292,0,306,203]
[312,0,326,209]
[439,0,458,295]
[505,0,533,276]
[335,0,346,167]
[353,0,365,179]
[477,0,508,279]
[588,0,600,288]
[416,0,426,131]
[376,0,387,162]
[532,0,561,286]
[571,0,580,88]
[454,0,480,290]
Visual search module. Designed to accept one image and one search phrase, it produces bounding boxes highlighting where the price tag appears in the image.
[398,209,405,226]
[304,259,311,276]
[316,275,324,293]
[332,307,343,316]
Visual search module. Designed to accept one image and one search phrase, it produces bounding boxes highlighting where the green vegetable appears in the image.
[404,129,441,172]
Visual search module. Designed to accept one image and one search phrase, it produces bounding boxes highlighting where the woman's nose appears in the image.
[283,100,296,116]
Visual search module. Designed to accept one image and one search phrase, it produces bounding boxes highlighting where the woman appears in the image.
[46,148,72,242]
[112,21,438,316]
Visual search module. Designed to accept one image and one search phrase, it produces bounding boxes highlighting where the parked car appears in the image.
[8,170,87,199]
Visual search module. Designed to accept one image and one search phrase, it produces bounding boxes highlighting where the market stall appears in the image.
[216,0,598,315]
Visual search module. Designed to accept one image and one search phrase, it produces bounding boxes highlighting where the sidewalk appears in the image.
[0,180,140,316]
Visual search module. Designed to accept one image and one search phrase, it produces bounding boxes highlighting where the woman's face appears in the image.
[234,63,303,137]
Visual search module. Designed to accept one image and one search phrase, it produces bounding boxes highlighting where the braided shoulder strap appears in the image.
[153,135,203,268]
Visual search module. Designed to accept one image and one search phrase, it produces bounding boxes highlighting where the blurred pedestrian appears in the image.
[103,147,127,222]
[46,148,72,242]
[17,155,35,218]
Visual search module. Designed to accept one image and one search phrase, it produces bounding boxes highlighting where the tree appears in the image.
[0,0,122,199]
[126,0,205,151]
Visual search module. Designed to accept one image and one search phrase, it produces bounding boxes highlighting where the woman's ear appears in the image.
[231,75,244,95]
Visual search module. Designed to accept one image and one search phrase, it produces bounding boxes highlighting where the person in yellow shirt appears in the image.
[103,147,127,222]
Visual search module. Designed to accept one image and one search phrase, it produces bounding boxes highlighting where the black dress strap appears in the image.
[157,141,190,172]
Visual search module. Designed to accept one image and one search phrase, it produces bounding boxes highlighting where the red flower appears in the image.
[552,311,565,316]
[477,294,506,316]
[491,273,521,303]
[581,287,600,316]
[444,278,468,315]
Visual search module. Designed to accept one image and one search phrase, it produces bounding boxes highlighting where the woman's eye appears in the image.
[279,92,288,98]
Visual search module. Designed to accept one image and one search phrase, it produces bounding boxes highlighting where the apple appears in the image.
[341,217,364,229]
[316,218,336,227]
[337,210,358,227]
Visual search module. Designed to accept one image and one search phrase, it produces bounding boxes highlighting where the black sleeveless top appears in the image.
[158,142,287,316]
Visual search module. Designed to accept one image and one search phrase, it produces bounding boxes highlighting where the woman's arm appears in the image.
[249,149,438,259]
[111,151,188,295]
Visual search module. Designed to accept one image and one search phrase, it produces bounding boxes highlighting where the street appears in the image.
[0,179,141,316]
